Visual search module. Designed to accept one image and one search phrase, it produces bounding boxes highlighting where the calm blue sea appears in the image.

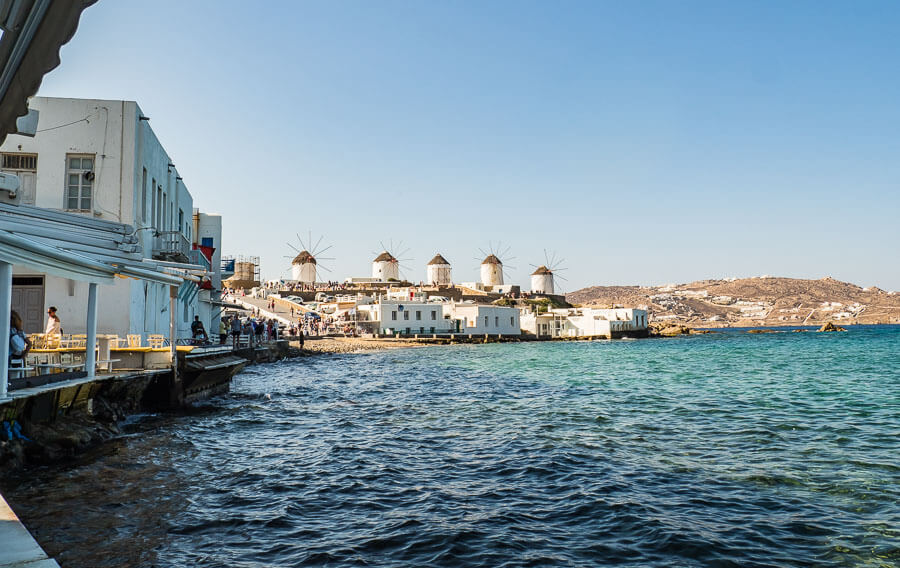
[4,326,899,567]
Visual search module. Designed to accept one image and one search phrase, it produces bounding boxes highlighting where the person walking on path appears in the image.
[45,306,61,335]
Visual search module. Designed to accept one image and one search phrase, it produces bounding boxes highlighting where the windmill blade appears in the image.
[317,264,333,273]
[316,244,334,257]
[312,235,324,255]
[554,273,569,282]
[317,256,336,261]
[286,241,301,253]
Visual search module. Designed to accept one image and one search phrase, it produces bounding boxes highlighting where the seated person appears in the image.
[190,316,208,343]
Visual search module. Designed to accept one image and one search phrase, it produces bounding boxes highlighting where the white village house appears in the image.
[356,298,521,336]
[0,96,222,338]
[520,307,649,339]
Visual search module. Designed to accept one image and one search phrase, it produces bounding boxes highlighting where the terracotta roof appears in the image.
[428,254,449,266]
[291,251,316,264]
[532,265,553,275]
[482,254,502,265]
[373,251,396,262]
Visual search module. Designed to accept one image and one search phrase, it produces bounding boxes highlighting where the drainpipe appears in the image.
[0,261,11,399]
[85,283,98,379]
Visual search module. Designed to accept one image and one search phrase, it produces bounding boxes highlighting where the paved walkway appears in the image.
[0,492,58,568]
[226,294,306,325]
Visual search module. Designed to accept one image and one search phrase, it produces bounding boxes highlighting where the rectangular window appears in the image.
[430,327,435,333]
[420,327,424,334]
[1,152,37,205]
[431,311,436,320]
[404,311,409,320]
[178,209,184,234]
[415,310,421,320]
[141,168,148,222]
[484,316,489,327]
[1,153,37,170]
[65,154,94,211]
[495,316,499,327]
[391,311,397,321]
[510,316,514,326]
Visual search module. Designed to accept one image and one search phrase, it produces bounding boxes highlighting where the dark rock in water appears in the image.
[748,329,779,334]
[817,322,847,332]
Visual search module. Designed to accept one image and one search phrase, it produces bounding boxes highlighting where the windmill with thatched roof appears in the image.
[285,231,332,284]
[427,253,452,286]
[530,250,567,295]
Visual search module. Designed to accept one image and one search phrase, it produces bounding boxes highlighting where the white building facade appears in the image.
[445,303,521,335]
[358,300,454,335]
[521,307,649,339]
[1,97,220,337]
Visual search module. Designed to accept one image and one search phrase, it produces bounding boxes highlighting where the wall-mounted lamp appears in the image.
[176,176,183,181]
[139,116,150,121]
[167,162,175,168]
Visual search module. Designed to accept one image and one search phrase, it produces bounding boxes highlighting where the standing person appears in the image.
[255,319,264,344]
[230,316,242,348]
[218,318,227,345]
[45,306,61,336]
[298,328,305,349]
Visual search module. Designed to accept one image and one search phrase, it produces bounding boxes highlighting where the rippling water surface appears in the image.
[4,327,899,567]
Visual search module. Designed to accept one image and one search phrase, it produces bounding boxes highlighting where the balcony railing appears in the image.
[188,248,211,270]
[152,231,191,261]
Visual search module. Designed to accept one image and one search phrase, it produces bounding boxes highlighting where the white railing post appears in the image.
[85,282,98,379]
[169,285,177,384]
[0,261,12,398]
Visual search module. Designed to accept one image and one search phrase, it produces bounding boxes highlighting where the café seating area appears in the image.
[8,333,177,381]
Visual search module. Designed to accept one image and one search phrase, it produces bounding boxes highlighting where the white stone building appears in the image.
[531,266,554,294]
[521,307,649,339]
[358,300,454,335]
[291,250,316,283]
[445,303,521,335]
[372,251,400,281]
[0,97,220,337]
[426,254,451,286]
[480,254,503,287]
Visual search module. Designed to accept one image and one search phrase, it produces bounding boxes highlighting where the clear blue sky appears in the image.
[37,0,900,291]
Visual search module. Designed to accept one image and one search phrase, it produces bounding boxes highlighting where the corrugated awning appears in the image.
[0,203,199,286]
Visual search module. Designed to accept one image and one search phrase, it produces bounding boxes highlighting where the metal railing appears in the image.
[188,248,211,270]
[152,231,190,258]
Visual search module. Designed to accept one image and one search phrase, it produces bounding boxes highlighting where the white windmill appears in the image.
[426,253,452,286]
[372,240,413,282]
[530,250,567,295]
[284,231,333,284]
[477,242,515,288]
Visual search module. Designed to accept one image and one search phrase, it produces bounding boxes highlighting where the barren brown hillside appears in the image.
[566,277,900,327]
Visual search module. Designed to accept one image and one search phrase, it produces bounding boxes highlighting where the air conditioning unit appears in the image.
[0,172,22,205]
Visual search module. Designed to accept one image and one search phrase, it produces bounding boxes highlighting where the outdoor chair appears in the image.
[147,334,167,348]
[126,334,142,348]
[45,333,62,349]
